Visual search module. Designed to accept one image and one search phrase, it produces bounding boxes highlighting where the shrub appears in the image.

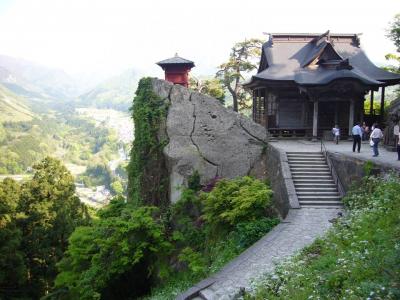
[178,247,207,276]
[233,218,280,249]
[201,176,273,231]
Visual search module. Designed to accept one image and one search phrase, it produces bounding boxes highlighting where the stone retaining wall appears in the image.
[327,151,400,192]
[263,143,300,218]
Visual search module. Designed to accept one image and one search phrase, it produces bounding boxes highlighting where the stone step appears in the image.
[297,192,340,197]
[288,157,325,161]
[292,172,331,176]
[287,152,323,155]
[290,167,330,171]
[289,162,328,168]
[295,186,337,190]
[292,176,333,180]
[300,201,343,207]
[288,155,324,158]
[300,205,344,209]
[293,178,335,182]
[288,157,326,164]
[298,195,342,201]
[287,153,324,156]
[296,187,338,192]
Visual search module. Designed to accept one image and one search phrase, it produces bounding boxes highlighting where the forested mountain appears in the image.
[76,68,139,111]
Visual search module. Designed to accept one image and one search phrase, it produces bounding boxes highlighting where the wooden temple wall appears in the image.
[252,89,366,138]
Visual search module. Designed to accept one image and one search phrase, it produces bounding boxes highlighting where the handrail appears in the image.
[320,138,346,198]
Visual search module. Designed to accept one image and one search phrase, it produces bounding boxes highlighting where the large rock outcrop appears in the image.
[150,78,268,203]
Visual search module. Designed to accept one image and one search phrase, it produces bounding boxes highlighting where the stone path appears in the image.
[178,208,342,300]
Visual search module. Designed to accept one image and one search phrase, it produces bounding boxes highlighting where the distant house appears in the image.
[244,32,400,139]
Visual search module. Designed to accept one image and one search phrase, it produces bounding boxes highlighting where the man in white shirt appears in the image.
[394,122,399,146]
[370,124,384,157]
[351,122,362,153]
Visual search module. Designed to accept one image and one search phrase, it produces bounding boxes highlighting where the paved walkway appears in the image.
[271,140,400,170]
[179,208,342,300]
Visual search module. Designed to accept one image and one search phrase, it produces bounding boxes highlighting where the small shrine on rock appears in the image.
[156,53,195,88]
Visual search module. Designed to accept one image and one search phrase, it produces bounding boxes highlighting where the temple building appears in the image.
[156,54,195,87]
[244,31,400,139]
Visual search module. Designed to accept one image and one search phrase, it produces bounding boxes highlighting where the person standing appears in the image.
[362,122,368,141]
[332,124,340,144]
[370,124,384,157]
[394,122,399,146]
[351,122,362,153]
[397,137,400,161]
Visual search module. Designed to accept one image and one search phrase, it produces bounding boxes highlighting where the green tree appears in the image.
[387,13,400,51]
[110,180,124,195]
[216,38,264,112]
[55,200,171,300]
[189,77,225,104]
[385,14,400,74]
[0,178,26,298]
[17,157,90,298]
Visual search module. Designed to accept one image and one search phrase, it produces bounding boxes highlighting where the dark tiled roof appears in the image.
[246,32,400,87]
[156,54,195,68]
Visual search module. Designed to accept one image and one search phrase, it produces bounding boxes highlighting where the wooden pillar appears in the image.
[380,87,385,120]
[348,99,355,138]
[252,90,256,122]
[312,100,318,141]
[257,89,261,123]
[334,101,339,124]
[264,89,269,129]
[301,99,306,126]
[360,100,364,123]
[370,90,374,115]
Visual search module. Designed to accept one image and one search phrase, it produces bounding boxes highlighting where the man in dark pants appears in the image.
[352,122,362,153]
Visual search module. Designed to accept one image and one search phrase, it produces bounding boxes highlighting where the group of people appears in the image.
[332,122,400,160]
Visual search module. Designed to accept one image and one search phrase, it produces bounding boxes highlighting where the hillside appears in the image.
[0,55,82,101]
[0,84,34,122]
[77,69,139,111]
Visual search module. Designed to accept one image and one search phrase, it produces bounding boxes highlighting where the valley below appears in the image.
[0,54,137,208]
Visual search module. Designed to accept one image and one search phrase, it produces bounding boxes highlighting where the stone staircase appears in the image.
[287,152,342,208]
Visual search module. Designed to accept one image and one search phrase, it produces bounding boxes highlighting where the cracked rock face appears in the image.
[150,78,268,203]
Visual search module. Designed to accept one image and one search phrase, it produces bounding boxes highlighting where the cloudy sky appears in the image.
[0,0,399,79]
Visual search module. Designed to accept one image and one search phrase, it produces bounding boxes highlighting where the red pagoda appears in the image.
[156,53,195,87]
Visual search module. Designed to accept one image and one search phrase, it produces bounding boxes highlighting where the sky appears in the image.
[0,0,399,80]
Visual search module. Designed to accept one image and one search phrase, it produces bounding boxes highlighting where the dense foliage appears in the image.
[201,176,273,231]
[54,199,171,300]
[127,77,169,207]
[247,175,400,300]
[385,14,400,75]
[0,157,90,299]
[147,175,279,299]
